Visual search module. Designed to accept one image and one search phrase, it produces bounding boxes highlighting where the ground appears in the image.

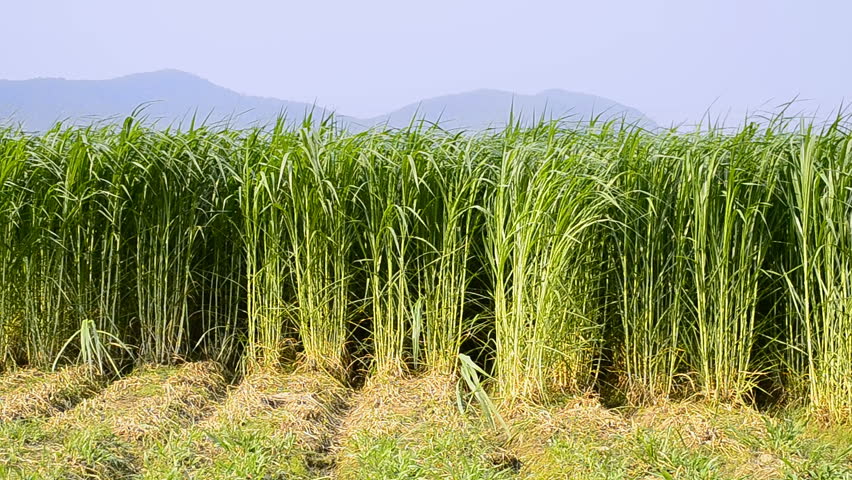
[0,363,850,479]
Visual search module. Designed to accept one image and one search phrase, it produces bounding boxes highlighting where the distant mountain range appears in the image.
[358,88,655,131]
[0,70,656,132]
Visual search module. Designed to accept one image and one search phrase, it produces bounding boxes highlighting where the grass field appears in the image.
[0,115,851,477]
[0,364,850,479]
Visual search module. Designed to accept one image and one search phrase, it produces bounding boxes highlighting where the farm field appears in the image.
[1,116,852,477]
[0,363,850,479]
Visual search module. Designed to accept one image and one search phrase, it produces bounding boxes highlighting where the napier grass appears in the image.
[0,115,850,424]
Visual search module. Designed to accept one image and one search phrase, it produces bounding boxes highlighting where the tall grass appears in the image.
[281,125,358,376]
[686,127,782,403]
[486,124,613,401]
[238,128,291,369]
[0,129,27,370]
[358,128,432,377]
[783,121,852,421]
[418,134,488,375]
[611,130,691,402]
[0,115,850,421]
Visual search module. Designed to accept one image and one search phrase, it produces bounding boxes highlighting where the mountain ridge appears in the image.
[360,87,655,131]
[0,70,656,131]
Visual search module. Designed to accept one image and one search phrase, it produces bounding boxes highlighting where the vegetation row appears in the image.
[0,116,849,422]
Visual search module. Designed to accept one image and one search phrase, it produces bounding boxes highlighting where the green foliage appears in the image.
[339,430,515,480]
[1,115,851,420]
[52,319,130,376]
[458,353,508,434]
[142,423,311,479]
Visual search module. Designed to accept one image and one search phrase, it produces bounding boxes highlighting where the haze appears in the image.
[2,0,850,126]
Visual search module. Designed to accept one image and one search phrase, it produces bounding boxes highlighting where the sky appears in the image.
[1,0,850,126]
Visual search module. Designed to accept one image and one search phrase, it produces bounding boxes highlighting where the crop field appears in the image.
[0,116,851,478]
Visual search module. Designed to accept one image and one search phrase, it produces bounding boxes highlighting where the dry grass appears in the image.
[339,372,461,439]
[509,397,793,479]
[204,367,347,449]
[140,367,348,479]
[629,401,767,448]
[2,364,848,479]
[0,365,106,421]
[0,368,39,395]
[629,401,785,479]
[0,362,227,480]
[507,394,627,453]
[335,373,518,479]
[52,361,226,442]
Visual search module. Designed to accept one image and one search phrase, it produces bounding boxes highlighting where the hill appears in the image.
[0,70,330,131]
[0,70,655,131]
[356,88,656,131]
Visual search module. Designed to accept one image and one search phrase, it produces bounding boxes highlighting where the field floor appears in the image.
[1,363,850,480]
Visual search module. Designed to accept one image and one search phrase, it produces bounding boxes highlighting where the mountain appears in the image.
[0,70,656,132]
[357,88,656,131]
[0,70,331,131]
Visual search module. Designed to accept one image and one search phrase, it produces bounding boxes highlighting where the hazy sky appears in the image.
[2,0,850,125]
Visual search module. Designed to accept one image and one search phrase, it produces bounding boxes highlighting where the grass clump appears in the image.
[486,126,613,403]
